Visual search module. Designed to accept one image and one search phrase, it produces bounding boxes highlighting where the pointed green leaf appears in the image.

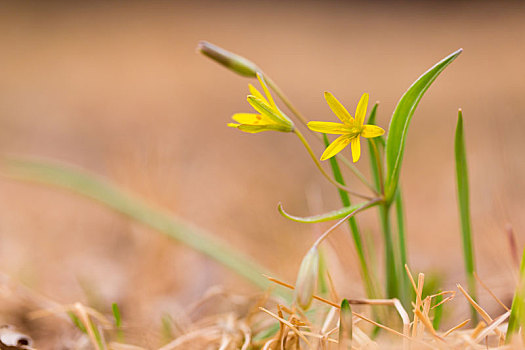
[507,248,525,343]
[278,201,378,223]
[455,110,478,323]
[384,49,462,202]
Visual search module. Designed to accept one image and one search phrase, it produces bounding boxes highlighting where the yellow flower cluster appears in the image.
[230,74,384,163]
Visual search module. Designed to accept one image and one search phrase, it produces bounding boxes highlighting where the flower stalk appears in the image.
[294,129,374,200]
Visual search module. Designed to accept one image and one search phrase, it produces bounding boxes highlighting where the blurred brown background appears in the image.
[0,0,524,346]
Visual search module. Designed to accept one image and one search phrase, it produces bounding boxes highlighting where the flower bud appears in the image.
[197,41,259,77]
[339,299,353,349]
[294,246,319,310]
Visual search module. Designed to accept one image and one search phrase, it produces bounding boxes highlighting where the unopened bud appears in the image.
[294,246,319,310]
[338,299,353,349]
[197,41,259,77]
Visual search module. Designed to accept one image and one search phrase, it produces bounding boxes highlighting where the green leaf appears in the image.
[278,201,378,223]
[68,312,87,334]
[384,49,462,202]
[112,303,122,328]
[112,302,124,342]
[507,248,525,343]
[339,299,353,349]
[366,103,384,194]
[432,291,444,330]
[161,314,175,344]
[253,322,280,342]
[366,103,384,148]
[90,319,105,350]
[0,156,278,293]
[455,110,478,323]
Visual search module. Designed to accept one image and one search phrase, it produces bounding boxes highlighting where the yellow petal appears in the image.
[361,124,385,138]
[247,96,287,125]
[320,135,352,161]
[232,113,273,125]
[351,135,361,162]
[256,73,277,109]
[324,92,354,125]
[354,93,369,126]
[248,84,267,105]
[307,121,349,134]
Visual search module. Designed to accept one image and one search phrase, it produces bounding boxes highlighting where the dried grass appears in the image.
[0,263,523,349]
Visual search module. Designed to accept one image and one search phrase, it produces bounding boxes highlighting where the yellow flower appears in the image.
[229,73,294,133]
[308,92,385,162]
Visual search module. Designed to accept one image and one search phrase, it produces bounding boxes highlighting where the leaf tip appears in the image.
[453,48,463,57]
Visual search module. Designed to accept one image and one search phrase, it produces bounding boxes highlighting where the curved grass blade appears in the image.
[278,201,378,223]
[0,156,276,293]
[454,110,478,323]
[384,48,462,202]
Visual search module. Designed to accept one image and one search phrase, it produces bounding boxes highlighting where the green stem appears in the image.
[264,75,376,193]
[294,129,373,200]
[395,189,411,309]
[369,140,384,195]
[379,203,398,299]
[323,134,379,300]
[366,110,398,300]
[394,191,407,272]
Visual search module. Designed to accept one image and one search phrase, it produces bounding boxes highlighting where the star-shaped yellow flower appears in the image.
[307,92,385,162]
[228,73,294,133]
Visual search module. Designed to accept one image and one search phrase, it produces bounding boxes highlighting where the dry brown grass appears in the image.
[0,263,522,349]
